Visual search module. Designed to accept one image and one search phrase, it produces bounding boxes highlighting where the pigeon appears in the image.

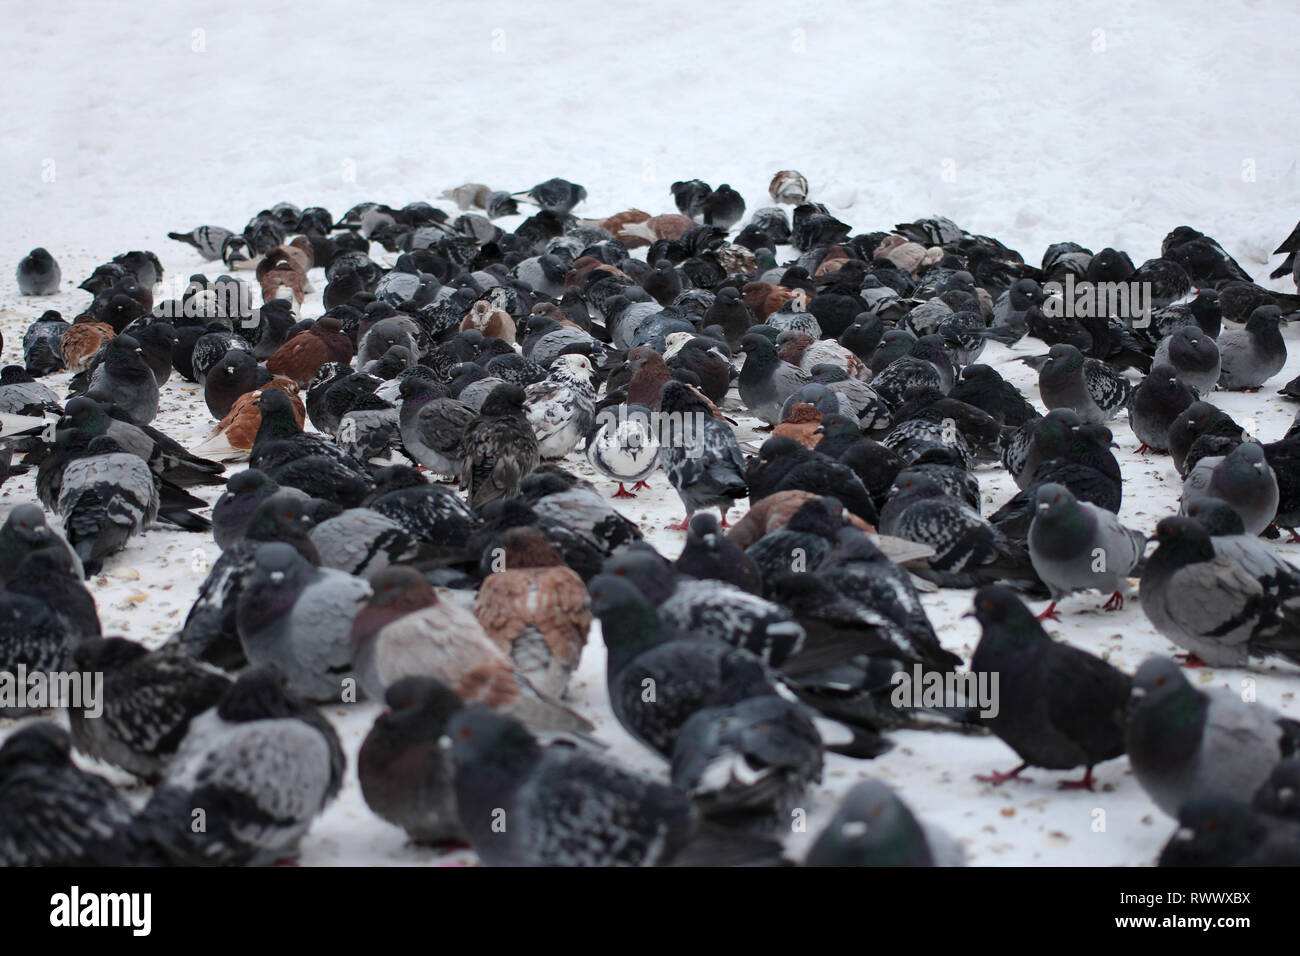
[670,695,823,832]
[969,586,1130,790]
[524,354,596,459]
[1168,400,1243,476]
[23,309,69,375]
[397,379,475,477]
[16,247,61,295]
[1217,305,1286,390]
[0,502,82,583]
[1028,483,1145,618]
[84,334,160,426]
[1038,343,1132,424]
[349,565,590,733]
[366,469,479,562]
[67,637,232,782]
[948,364,1039,427]
[211,470,305,551]
[473,526,591,697]
[675,512,763,595]
[7,544,101,642]
[236,542,371,702]
[739,332,810,425]
[1158,793,1300,867]
[806,779,961,867]
[55,436,160,575]
[357,676,467,846]
[446,705,785,866]
[589,573,781,755]
[603,549,805,666]
[204,349,271,420]
[657,380,748,529]
[136,665,344,866]
[168,225,235,261]
[1179,441,1278,536]
[1128,364,1196,454]
[0,723,148,866]
[514,177,587,215]
[460,383,541,510]
[1152,326,1220,397]
[585,403,661,498]
[308,507,428,577]
[1139,516,1300,668]
[1125,656,1300,818]
[62,396,226,489]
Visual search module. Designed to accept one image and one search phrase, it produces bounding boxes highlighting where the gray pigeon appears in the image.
[168,225,235,261]
[1217,305,1286,390]
[55,437,160,575]
[1152,326,1220,396]
[1028,483,1145,618]
[1140,516,1300,667]
[235,542,372,702]
[1038,343,1132,424]
[806,778,965,867]
[1125,656,1300,818]
[398,379,476,476]
[308,507,424,577]
[1179,441,1278,535]
[739,332,810,425]
[1128,364,1196,453]
[136,666,344,866]
[16,248,61,295]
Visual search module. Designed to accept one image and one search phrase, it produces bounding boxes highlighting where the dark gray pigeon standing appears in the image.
[1140,516,1300,667]
[1129,364,1196,454]
[969,585,1130,790]
[55,436,159,575]
[460,383,541,510]
[1125,656,1300,819]
[0,502,82,582]
[1152,326,1220,396]
[1028,483,1145,618]
[136,666,344,866]
[235,542,372,702]
[1038,343,1132,424]
[17,248,61,295]
[358,676,467,846]
[1217,305,1286,390]
[657,380,748,528]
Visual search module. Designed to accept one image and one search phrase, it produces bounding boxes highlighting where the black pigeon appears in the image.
[460,382,540,510]
[657,380,748,528]
[1129,364,1196,453]
[16,247,61,295]
[969,585,1130,790]
[674,512,763,594]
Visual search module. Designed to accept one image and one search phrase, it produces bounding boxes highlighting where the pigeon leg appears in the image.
[667,515,691,531]
[632,479,652,490]
[1102,591,1124,611]
[1288,528,1300,544]
[1058,766,1097,791]
[611,483,637,499]
[718,508,730,529]
[1036,601,1061,621]
[975,762,1033,786]
[1135,443,1151,455]
[1174,652,1209,668]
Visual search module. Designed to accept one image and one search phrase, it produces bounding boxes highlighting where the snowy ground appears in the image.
[2,0,1300,866]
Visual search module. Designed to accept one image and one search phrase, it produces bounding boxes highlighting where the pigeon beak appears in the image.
[437,734,454,752]
[1174,827,1196,842]
[1036,502,1049,513]
[960,609,975,619]
[1130,686,1146,699]
[1255,462,1265,472]
[270,570,285,583]
[1280,786,1295,802]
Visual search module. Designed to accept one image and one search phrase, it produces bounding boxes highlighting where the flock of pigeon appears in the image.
[4,171,1300,867]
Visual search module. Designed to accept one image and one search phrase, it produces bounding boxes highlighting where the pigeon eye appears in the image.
[1155,677,1165,687]
[458,727,472,739]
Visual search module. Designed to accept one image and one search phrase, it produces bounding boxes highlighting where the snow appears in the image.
[2,0,1300,866]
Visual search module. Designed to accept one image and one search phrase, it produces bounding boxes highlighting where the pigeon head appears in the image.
[478,383,527,418]
[443,705,541,781]
[2,503,52,545]
[971,585,1046,653]
[383,676,463,727]
[1044,343,1085,372]
[685,512,722,544]
[251,541,313,589]
[86,436,126,456]
[806,779,935,867]
[371,465,429,495]
[255,387,302,436]
[216,664,304,723]
[785,496,846,536]
[246,495,317,547]
[14,545,81,581]
[809,363,850,385]
[1146,364,1180,390]
[757,435,805,465]
[1160,794,1264,867]
[70,635,149,673]
[1253,758,1300,821]
[586,572,666,670]
[365,566,436,611]
[1128,657,1204,737]
[598,551,675,604]
[226,468,279,500]
[1245,304,1283,332]
[0,722,73,773]
[1181,497,1246,536]
[500,526,564,570]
